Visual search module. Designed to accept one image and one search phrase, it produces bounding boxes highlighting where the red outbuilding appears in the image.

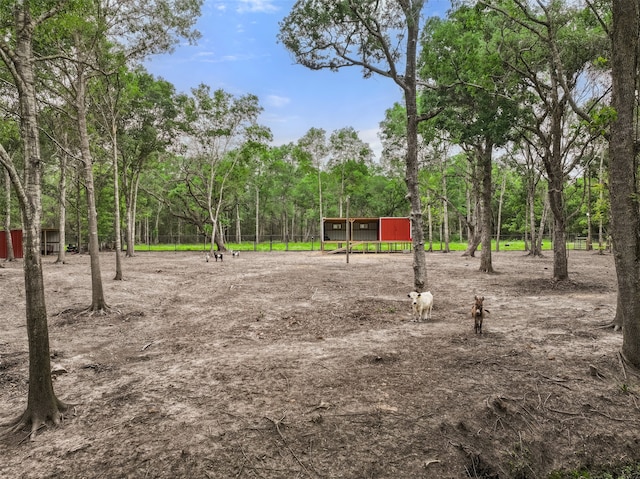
[0,228,61,259]
[321,217,412,253]
[379,217,412,242]
[0,229,23,259]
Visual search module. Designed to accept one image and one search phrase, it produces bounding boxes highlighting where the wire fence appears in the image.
[117,234,609,253]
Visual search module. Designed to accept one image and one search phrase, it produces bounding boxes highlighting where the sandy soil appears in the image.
[0,249,638,478]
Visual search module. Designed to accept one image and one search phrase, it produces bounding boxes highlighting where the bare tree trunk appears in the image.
[478,143,494,273]
[291,210,295,243]
[404,10,427,291]
[547,170,568,280]
[75,169,82,252]
[528,176,541,256]
[124,173,135,257]
[236,202,241,243]
[541,71,570,280]
[442,168,450,253]
[536,195,550,254]
[496,173,506,252]
[154,205,161,244]
[111,121,123,280]
[74,56,108,312]
[255,186,260,244]
[586,168,593,251]
[463,159,480,258]
[4,168,15,261]
[426,196,433,252]
[123,172,140,258]
[405,108,427,289]
[125,173,140,257]
[0,5,67,439]
[466,161,472,242]
[215,222,225,250]
[125,192,133,256]
[524,204,529,252]
[598,154,604,252]
[339,163,344,218]
[55,138,67,264]
[609,0,640,352]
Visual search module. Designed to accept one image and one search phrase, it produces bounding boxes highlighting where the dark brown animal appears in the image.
[471,295,489,334]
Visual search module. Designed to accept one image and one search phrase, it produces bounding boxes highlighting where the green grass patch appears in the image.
[549,462,640,479]
[130,239,607,253]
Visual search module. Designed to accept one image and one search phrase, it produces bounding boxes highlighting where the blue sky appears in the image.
[145,0,451,159]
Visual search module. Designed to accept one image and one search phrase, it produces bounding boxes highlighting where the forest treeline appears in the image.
[1,1,609,262]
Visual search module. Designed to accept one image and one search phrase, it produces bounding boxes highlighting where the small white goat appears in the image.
[407,291,433,321]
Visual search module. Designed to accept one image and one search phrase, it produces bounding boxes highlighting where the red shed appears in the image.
[321,217,412,253]
[0,229,23,259]
[379,217,411,242]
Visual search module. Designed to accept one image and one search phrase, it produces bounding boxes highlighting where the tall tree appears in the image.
[118,71,184,256]
[298,128,329,231]
[179,85,267,251]
[50,123,71,265]
[482,0,606,280]
[609,0,640,366]
[0,1,69,440]
[279,0,439,291]
[419,7,523,272]
[515,139,546,256]
[93,68,125,279]
[43,20,111,311]
[328,127,373,217]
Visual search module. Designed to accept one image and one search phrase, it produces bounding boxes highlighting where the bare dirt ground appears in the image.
[1,249,638,478]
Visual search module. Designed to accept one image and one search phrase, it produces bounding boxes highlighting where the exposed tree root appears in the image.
[85,307,112,317]
[618,351,640,378]
[81,305,120,318]
[1,398,72,442]
[596,321,622,331]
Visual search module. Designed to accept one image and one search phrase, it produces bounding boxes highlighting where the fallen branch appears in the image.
[618,351,628,381]
[263,414,317,477]
[546,407,583,417]
[590,409,633,423]
[17,424,46,445]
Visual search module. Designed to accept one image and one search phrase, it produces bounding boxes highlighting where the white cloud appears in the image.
[236,0,279,14]
[358,127,383,161]
[220,54,241,62]
[194,51,216,58]
[195,52,256,63]
[266,94,291,108]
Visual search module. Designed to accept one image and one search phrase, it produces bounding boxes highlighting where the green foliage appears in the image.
[588,106,618,135]
[0,0,616,260]
[419,5,525,149]
[550,462,640,479]
[278,0,410,78]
